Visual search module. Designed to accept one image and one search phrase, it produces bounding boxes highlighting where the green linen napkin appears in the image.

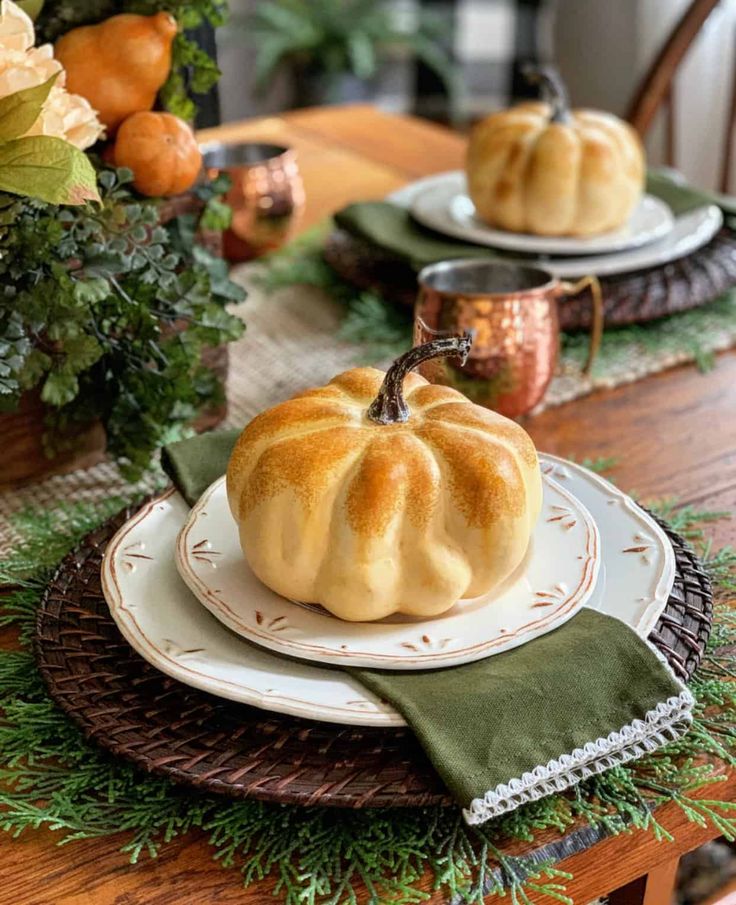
[333,170,735,272]
[162,431,693,823]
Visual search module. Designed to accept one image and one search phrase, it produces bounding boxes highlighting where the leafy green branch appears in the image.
[0,167,245,478]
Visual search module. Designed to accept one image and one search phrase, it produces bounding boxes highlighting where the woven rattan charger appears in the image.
[324,228,736,331]
[35,498,711,809]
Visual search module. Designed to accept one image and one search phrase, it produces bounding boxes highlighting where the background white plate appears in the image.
[101,455,675,726]
[175,474,600,670]
[411,172,674,256]
[389,171,723,279]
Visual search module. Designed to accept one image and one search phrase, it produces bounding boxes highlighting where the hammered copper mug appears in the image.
[414,260,603,418]
[202,142,305,262]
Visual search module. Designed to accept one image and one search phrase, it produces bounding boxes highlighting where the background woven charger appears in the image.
[324,227,736,331]
[35,500,711,809]
[324,171,736,330]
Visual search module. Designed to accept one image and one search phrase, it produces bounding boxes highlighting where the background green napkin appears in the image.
[162,432,693,823]
[333,170,734,272]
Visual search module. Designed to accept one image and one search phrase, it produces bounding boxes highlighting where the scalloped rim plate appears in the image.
[101,455,674,726]
[174,474,600,670]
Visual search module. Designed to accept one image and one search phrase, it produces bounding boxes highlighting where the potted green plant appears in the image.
[0,168,245,484]
[250,0,454,107]
[0,0,245,486]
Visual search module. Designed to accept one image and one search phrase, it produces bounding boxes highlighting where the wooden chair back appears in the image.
[626,0,734,189]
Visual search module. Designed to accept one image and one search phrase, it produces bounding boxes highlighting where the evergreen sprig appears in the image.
[257,229,736,371]
[0,168,245,478]
[0,496,735,903]
[255,229,412,362]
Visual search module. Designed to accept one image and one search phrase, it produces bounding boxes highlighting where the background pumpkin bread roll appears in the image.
[466,68,644,237]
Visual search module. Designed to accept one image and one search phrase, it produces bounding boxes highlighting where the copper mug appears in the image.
[202,142,305,262]
[414,260,603,418]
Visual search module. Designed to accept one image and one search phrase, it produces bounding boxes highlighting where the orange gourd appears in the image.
[114,112,202,197]
[55,12,177,131]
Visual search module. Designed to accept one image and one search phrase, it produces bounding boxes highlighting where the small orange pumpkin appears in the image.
[114,112,202,197]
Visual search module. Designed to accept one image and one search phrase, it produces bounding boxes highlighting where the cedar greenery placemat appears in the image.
[1,489,736,904]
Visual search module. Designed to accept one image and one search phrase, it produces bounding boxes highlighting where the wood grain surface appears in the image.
[3,105,736,904]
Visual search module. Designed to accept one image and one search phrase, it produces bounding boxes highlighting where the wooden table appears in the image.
[5,105,736,905]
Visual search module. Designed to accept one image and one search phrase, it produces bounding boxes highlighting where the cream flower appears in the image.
[0,0,34,53]
[0,44,60,97]
[0,0,104,148]
[29,84,103,150]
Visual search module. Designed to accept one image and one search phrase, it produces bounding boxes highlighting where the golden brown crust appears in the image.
[416,422,525,528]
[405,382,471,409]
[423,402,539,469]
[345,433,438,535]
[238,427,365,516]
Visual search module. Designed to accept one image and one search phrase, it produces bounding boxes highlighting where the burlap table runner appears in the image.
[3,264,736,547]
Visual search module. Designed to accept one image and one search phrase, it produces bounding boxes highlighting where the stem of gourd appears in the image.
[522,64,572,125]
[366,334,473,425]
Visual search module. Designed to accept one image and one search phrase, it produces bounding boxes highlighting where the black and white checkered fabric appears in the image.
[376,0,549,123]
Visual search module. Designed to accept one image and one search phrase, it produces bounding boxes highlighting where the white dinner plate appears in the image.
[411,171,675,256]
[389,171,723,279]
[175,474,600,671]
[101,455,675,726]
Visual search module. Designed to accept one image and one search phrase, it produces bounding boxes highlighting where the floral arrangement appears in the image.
[0,0,100,204]
[0,0,245,480]
[0,0,102,147]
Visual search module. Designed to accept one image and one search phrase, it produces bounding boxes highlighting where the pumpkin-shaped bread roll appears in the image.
[227,337,542,621]
[466,67,644,237]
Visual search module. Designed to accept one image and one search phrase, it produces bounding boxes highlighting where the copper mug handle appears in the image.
[558,275,604,376]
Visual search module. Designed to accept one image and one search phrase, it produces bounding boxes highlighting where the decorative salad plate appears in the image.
[101,455,675,726]
[174,473,599,670]
[390,171,723,279]
[411,171,675,256]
